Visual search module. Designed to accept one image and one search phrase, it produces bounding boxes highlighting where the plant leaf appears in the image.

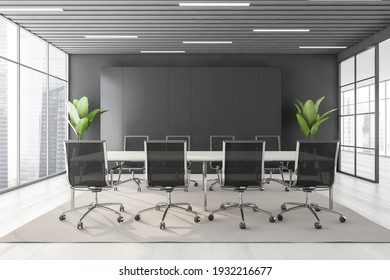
[66,100,80,127]
[296,114,310,137]
[314,96,325,113]
[77,96,89,119]
[319,108,338,120]
[302,99,317,127]
[310,117,329,135]
[72,99,79,108]
[75,117,89,137]
[86,108,102,123]
[294,103,302,115]
[295,99,304,111]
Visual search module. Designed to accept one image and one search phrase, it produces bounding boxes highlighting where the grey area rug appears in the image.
[1,181,390,243]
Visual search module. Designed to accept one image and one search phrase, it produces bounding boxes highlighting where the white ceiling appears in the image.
[1,0,390,55]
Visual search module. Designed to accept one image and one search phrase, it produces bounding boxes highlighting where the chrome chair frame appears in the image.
[255,135,292,191]
[208,135,235,191]
[60,140,124,230]
[134,140,200,229]
[115,135,149,192]
[208,140,275,229]
[277,140,346,229]
[166,135,199,190]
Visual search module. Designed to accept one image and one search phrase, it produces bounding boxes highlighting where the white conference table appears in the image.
[107,150,299,210]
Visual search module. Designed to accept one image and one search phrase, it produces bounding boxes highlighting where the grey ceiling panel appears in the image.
[1,0,390,54]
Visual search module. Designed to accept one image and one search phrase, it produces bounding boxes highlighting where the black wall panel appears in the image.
[191,67,213,151]
[168,67,192,137]
[213,68,237,136]
[258,68,282,135]
[145,67,169,140]
[236,68,259,140]
[101,66,281,153]
[100,67,123,150]
[123,67,146,136]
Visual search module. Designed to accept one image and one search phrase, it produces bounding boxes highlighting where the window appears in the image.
[339,47,377,182]
[0,59,18,189]
[0,15,68,192]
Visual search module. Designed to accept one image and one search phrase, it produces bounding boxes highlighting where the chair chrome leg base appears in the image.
[208,192,275,229]
[59,201,124,229]
[134,196,200,229]
[277,193,346,229]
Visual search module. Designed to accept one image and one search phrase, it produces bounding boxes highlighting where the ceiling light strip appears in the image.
[0,8,64,12]
[84,35,138,39]
[140,51,186,53]
[253,29,310,32]
[183,41,232,44]
[299,46,347,49]
[179,3,250,6]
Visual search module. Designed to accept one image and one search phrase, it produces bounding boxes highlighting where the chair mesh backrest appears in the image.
[255,135,280,151]
[166,135,190,150]
[64,141,108,188]
[222,141,264,187]
[124,135,148,151]
[295,141,339,187]
[145,141,187,187]
[210,135,235,151]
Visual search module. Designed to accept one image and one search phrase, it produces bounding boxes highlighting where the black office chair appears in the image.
[166,135,198,190]
[59,140,124,230]
[277,140,347,229]
[208,140,276,229]
[255,135,292,191]
[134,140,200,230]
[115,135,148,192]
[208,135,235,191]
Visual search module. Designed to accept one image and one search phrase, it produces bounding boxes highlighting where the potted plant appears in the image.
[66,96,104,140]
[294,96,337,140]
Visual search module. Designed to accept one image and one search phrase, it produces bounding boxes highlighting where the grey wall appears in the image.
[69,54,338,150]
[101,67,281,151]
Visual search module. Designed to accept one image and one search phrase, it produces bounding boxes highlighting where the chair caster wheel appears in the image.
[260,187,265,191]
[194,216,200,223]
[160,222,166,230]
[285,187,289,192]
[194,182,198,186]
[281,204,287,210]
[59,214,66,221]
[339,215,347,223]
[277,214,283,221]
[137,187,141,192]
[77,222,83,230]
[208,214,214,221]
[187,206,192,211]
[315,207,321,212]
[209,187,214,191]
[269,216,276,223]
[135,214,141,221]
[314,222,322,229]
[220,204,225,210]
[117,216,124,223]
[184,188,189,192]
[156,205,161,211]
[119,205,124,212]
[239,222,246,229]
[114,187,118,191]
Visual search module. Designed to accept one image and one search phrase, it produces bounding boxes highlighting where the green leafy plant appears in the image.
[294,96,337,140]
[66,96,104,140]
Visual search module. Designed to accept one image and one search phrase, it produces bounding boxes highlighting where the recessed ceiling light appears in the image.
[140,51,186,53]
[299,46,347,49]
[179,3,250,6]
[183,41,232,44]
[84,35,138,39]
[253,29,310,32]
[0,8,64,12]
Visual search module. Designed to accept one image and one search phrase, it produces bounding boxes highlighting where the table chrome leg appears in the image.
[203,161,207,211]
